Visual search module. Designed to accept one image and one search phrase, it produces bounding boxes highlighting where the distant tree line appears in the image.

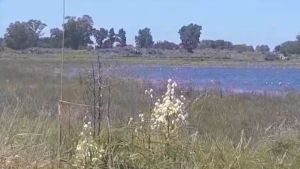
[274,35,300,55]
[1,15,202,52]
[199,40,271,53]
[0,37,4,51]
[2,14,300,55]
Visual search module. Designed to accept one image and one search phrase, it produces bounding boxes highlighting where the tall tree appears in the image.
[50,28,63,48]
[4,20,46,50]
[27,19,47,39]
[135,28,154,48]
[118,28,126,47]
[93,28,108,48]
[107,28,115,48]
[108,28,115,41]
[179,23,202,53]
[64,15,94,49]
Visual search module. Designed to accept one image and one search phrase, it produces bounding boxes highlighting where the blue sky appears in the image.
[1,0,300,49]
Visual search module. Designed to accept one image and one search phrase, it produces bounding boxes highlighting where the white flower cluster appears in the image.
[73,119,105,169]
[151,79,187,133]
[145,88,153,98]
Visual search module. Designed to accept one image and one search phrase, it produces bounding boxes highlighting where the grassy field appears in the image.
[1,49,300,168]
[2,47,300,67]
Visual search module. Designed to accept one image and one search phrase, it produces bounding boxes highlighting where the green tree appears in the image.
[93,28,108,48]
[64,15,94,49]
[109,28,115,41]
[256,45,270,53]
[4,20,46,50]
[135,28,154,48]
[277,41,300,55]
[0,38,4,51]
[274,45,281,53]
[297,34,300,41]
[27,19,47,43]
[118,28,126,47]
[107,28,115,48]
[199,40,233,50]
[179,23,202,53]
[50,28,63,48]
[36,37,52,48]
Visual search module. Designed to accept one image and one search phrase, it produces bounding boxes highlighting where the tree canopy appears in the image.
[64,15,94,49]
[135,28,154,48]
[256,45,270,53]
[118,29,126,47]
[179,24,202,53]
[275,35,300,55]
[4,20,46,50]
[93,28,108,49]
[50,28,63,48]
[297,34,300,41]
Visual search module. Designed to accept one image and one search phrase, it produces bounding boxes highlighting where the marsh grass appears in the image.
[1,54,300,168]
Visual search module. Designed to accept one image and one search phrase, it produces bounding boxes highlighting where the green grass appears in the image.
[1,50,300,168]
[2,48,300,67]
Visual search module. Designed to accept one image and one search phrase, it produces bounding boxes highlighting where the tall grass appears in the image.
[1,56,300,168]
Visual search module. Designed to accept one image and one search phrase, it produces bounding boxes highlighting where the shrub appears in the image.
[199,40,233,50]
[256,45,270,53]
[232,44,254,53]
[153,41,179,50]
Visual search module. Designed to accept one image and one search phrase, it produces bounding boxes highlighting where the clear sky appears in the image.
[1,0,300,49]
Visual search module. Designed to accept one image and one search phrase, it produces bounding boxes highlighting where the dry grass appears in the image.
[0,51,300,168]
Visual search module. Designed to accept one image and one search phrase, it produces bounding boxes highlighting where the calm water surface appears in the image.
[123,65,300,92]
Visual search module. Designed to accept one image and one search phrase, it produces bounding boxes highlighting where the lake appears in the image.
[122,65,300,93]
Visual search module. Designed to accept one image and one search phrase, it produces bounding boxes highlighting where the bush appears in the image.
[256,45,270,53]
[232,44,254,53]
[265,52,279,61]
[199,40,233,50]
[153,41,179,50]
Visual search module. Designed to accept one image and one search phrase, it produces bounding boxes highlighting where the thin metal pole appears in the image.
[61,0,65,101]
[58,0,65,168]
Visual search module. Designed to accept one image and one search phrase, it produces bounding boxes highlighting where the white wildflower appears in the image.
[73,121,105,168]
[139,113,145,122]
[128,117,134,125]
[172,82,177,87]
[150,79,187,135]
[83,124,88,129]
